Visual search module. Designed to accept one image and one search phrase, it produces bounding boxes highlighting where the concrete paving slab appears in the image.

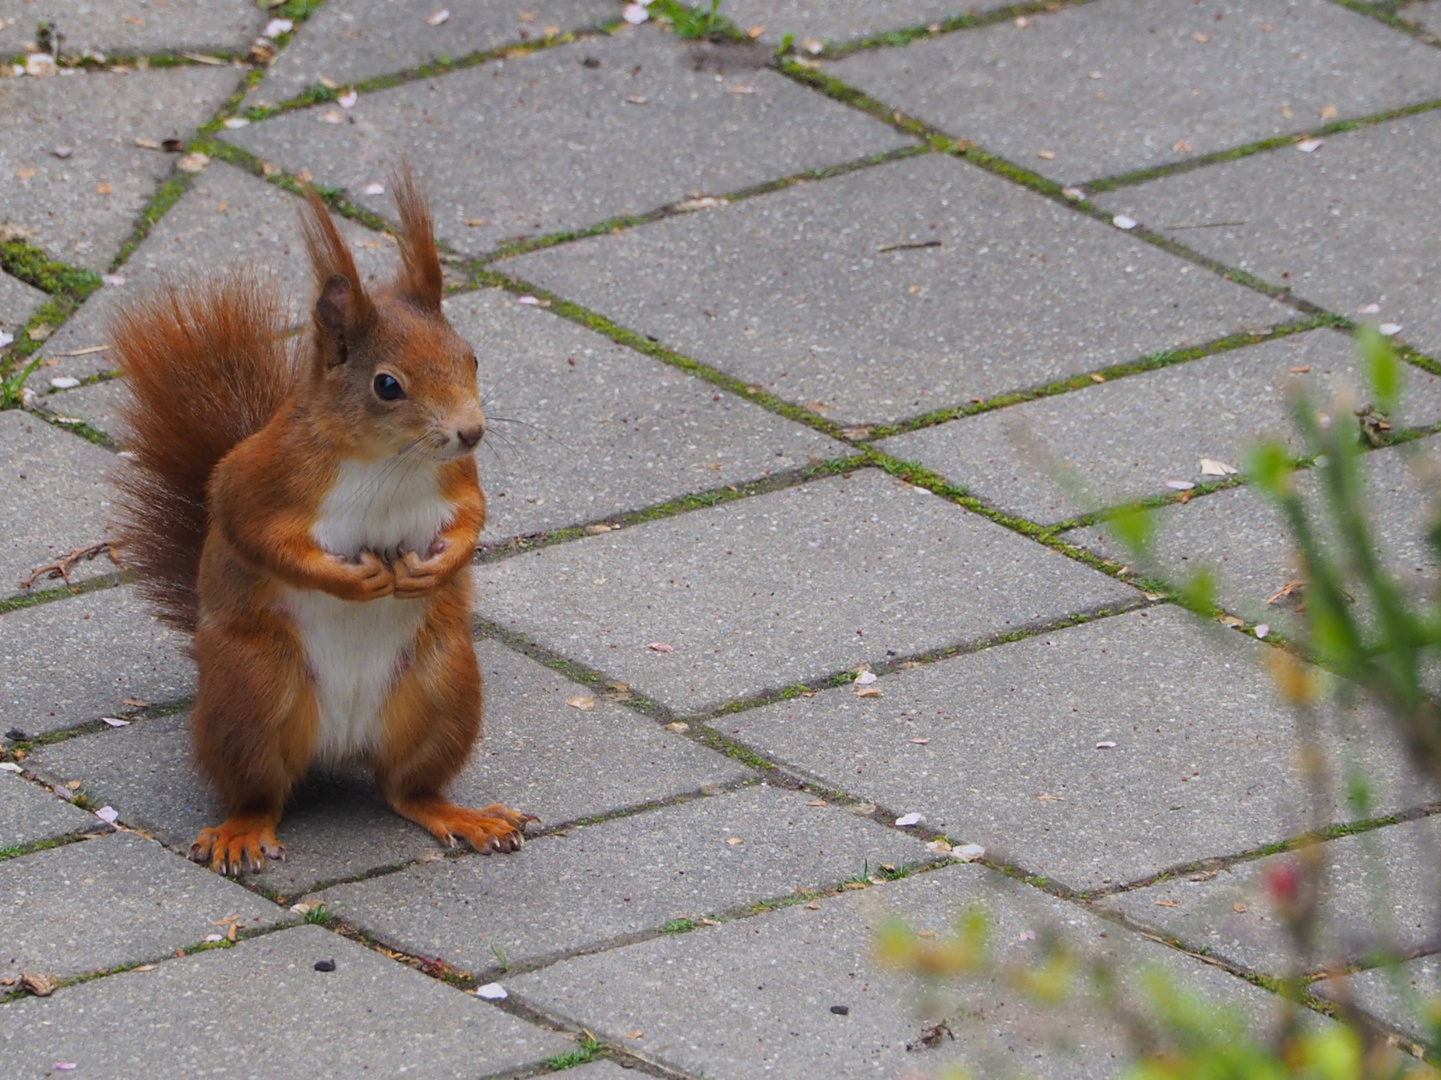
[223,25,914,257]
[0,924,567,1080]
[477,468,1137,715]
[0,831,290,981]
[313,783,937,973]
[0,270,45,334]
[503,152,1289,427]
[557,1063,636,1080]
[1066,438,1441,636]
[1314,955,1441,1044]
[510,861,1294,1080]
[255,0,615,104]
[827,0,1441,185]
[1096,110,1441,364]
[0,66,239,272]
[445,289,847,539]
[0,769,98,849]
[1100,815,1441,976]
[0,409,117,596]
[32,376,128,438]
[0,586,194,739]
[728,606,1432,892]
[1401,0,1441,39]
[29,639,750,892]
[874,330,1441,526]
[721,0,1006,46]
[0,2,264,56]
[39,160,394,379]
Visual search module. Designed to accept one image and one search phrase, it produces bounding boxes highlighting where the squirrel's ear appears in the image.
[299,187,374,363]
[314,275,355,362]
[389,163,442,314]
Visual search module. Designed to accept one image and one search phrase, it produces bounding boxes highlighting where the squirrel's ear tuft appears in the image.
[389,163,442,314]
[299,187,375,361]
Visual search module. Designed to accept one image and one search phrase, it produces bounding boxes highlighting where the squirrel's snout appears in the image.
[456,422,485,449]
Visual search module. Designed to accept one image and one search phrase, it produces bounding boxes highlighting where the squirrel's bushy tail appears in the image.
[112,273,295,633]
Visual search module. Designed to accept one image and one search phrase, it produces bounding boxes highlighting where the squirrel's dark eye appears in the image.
[373,373,405,401]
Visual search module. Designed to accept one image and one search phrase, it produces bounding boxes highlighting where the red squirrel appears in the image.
[111,168,534,874]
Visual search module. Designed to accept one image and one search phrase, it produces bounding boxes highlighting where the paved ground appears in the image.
[2,0,1441,1076]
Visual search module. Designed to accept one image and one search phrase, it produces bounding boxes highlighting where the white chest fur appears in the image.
[287,456,456,763]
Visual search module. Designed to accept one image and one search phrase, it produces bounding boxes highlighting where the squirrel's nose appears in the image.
[457,422,485,449]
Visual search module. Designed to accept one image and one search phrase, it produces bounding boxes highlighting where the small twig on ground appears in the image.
[876,239,942,253]
[18,541,121,589]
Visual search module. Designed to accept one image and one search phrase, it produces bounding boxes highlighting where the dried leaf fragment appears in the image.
[647,642,674,653]
[1154,899,1181,908]
[1036,149,1056,160]
[320,109,343,124]
[1172,140,1192,152]
[427,8,451,25]
[1233,901,1248,913]
[20,972,57,997]
[854,686,882,698]
[725,836,744,845]
[565,696,595,711]
[1266,580,1305,606]
[96,182,112,195]
[177,152,209,173]
[1199,457,1238,477]
[953,843,986,862]
[805,798,827,807]
[1290,365,1311,374]
[1295,138,1324,153]
[1319,104,1337,119]
[1036,793,1063,802]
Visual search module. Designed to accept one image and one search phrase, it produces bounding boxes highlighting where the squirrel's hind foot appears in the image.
[391,797,537,855]
[190,815,284,875]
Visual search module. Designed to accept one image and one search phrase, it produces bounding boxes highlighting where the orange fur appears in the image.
[110,169,530,874]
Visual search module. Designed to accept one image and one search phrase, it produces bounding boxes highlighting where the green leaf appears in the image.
[1245,441,1294,499]
[1109,506,1155,558]
[1178,570,1215,616]
[1358,325,1402,416]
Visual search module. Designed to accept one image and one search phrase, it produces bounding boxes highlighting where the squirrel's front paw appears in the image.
[344,550,394,600]
[392,547,447,598]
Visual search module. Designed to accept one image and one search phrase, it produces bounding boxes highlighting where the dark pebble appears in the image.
[830,1005,849,1015]
[313,959,336,972]
[6,729,27,740]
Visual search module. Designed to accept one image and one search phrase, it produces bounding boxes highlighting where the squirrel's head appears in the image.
[299,168,485,462]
